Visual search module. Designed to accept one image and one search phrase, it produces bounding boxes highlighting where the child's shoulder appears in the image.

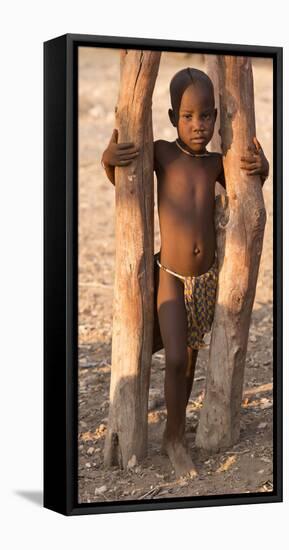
[154,139,176,157]
[153,140,175,167]
[207,151,222,159]
[209,151,223,169]
[154,139,173,150]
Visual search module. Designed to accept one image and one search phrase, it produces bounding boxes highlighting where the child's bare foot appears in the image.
[161,433,198,479]
[161,427,189,455]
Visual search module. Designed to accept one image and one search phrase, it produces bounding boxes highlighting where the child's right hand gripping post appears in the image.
[102,128,140,168]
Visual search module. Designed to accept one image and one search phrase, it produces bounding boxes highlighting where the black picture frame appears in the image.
[44,33,283,516]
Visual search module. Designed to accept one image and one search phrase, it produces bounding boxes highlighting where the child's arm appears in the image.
[240,137,269,187]
[153,139,163,174]
[101,129,140,186]
[216,154,226,190]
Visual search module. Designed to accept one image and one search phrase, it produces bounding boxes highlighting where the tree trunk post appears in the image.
[206,55,222,154]
[196,56,267,451]
[104,50,161,469]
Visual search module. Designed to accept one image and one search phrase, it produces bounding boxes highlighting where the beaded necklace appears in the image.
[175,138,211,158]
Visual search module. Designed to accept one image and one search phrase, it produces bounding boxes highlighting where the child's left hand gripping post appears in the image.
[240,136,269,186]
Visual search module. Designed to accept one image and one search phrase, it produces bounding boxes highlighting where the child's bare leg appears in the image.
[157,269,198,479]
[185,347,198,406]
[162,346,198,451]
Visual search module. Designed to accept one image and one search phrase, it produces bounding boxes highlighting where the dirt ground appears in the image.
[77,48,273,504]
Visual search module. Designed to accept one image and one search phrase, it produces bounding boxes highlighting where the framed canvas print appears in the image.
[44,33,282,516]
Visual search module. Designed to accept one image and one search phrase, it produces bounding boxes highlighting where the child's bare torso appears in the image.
[154,140,224,276]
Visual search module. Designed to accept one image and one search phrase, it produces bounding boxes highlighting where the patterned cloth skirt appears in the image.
[155,252,218,350]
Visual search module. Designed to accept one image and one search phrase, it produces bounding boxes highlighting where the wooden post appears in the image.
[104,50,161,468]
[205,55,225,200]
[196,56,267,451]
[206,55,221,154]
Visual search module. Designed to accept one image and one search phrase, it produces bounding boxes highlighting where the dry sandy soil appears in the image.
[77,48,273,504]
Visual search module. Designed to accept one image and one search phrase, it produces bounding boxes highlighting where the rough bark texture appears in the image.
[196,56,267,451]
[206,55,222,154]
[104,50,161,468]
[206,55,226,200]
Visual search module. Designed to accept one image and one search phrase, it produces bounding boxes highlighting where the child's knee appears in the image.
[166,350,188,374]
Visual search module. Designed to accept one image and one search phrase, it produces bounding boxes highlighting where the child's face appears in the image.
[170,83,217,153]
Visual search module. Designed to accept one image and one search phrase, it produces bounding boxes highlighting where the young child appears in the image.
[101,67,269,479]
